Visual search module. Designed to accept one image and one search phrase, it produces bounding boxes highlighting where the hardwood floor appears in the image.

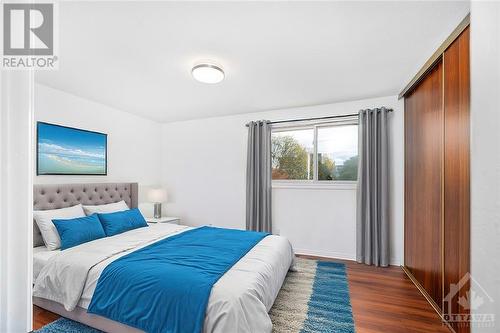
[33,256,451,333]
[347,263,450,333]
[33,304,59,330]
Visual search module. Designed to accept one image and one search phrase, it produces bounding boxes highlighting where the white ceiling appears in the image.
[35,1,470,123]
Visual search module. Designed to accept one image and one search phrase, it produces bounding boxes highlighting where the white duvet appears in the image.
[33,224,295,333]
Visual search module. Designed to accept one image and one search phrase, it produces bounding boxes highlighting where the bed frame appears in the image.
[33,182,143,332]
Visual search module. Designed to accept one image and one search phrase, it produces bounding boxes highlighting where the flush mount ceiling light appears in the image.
[191,63,225,84]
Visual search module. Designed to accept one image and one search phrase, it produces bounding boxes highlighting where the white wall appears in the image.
[161,96,404,264]
[34,84,163,214]
[470,2,500,332]
[0,71,34,333]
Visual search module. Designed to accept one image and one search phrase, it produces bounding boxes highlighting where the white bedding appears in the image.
[33,246,59,281]
[33,224,295,333]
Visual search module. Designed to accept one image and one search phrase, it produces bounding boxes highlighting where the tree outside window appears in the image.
[271,123,358,182]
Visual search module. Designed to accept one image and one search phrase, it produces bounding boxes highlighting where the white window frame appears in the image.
[271,117,358,190]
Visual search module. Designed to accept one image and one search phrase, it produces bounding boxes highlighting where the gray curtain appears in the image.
[246,120,272,233]
[356,107,390,267]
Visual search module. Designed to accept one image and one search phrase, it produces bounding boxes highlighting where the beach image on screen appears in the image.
[37,123,107,175]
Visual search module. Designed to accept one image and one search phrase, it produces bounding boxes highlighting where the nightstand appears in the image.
[146,217,180,225]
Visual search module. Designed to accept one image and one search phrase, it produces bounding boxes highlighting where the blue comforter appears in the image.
[87,226,269,333]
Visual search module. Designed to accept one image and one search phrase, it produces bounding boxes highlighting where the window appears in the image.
[271,129,314,180]
[271,120,358,183]
[317,125,358,181]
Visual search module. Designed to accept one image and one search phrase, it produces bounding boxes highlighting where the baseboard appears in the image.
[390,256,402,266]
[294,249,356,262]
[294,249,401,266]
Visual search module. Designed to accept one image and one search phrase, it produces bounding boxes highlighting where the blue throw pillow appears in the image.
[97,208,148,237]
[53,214,106,250]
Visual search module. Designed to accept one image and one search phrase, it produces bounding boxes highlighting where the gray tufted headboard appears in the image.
[33,182,138,247]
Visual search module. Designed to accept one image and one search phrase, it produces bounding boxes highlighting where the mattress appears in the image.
[33,246,59,281]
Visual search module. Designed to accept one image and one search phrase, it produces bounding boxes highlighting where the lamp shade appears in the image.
[148,188,168,203]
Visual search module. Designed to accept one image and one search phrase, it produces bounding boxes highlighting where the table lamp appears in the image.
[147,188,168,219]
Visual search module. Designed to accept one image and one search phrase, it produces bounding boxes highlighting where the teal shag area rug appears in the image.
[35,259,354,333]
[270,258,355,333]
[34,318,101,333]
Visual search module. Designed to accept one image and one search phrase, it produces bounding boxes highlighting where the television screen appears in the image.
[37,122,107,175]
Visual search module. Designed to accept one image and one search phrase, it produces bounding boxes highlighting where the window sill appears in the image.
[272,181,357,190]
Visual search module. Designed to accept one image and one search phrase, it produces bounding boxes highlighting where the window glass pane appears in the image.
[272,129,314,180]
[317,125,358,181]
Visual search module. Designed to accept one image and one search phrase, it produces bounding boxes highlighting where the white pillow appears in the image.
[83,200,129,215]
[33,204,86,250]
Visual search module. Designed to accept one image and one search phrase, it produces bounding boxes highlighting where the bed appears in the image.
[32,183,294,333]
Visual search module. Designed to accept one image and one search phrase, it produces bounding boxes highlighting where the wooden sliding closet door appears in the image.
[403,18,470,332]
[443,27,470,333]
[404,61,444,309]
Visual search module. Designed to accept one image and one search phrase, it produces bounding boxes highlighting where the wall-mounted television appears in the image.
[37,122,107,175]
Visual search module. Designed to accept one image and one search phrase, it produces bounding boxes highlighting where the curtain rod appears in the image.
[245,108,393,127]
